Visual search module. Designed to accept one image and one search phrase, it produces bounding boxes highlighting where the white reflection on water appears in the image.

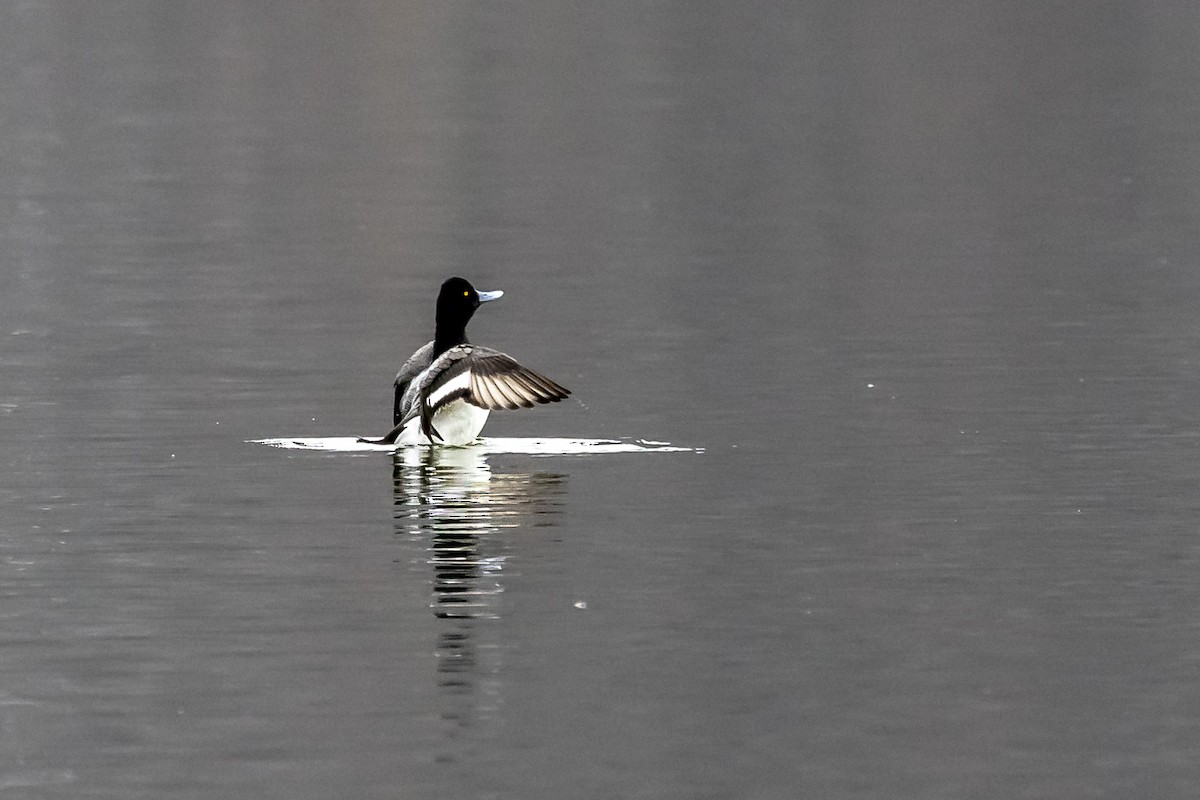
[252,436,702,455]
[390,446,568,758]
[391,446,567,622]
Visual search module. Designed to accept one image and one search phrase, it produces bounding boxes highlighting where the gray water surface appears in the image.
[5,3,1200,798]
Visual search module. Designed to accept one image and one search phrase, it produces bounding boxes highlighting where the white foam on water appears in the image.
[250,436,702,455]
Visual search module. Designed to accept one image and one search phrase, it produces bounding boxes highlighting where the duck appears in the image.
[359,277,571,446]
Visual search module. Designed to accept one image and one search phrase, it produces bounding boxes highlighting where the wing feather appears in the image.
[464,350,570,411]
[393,341,435,426]
[487,373,528,409]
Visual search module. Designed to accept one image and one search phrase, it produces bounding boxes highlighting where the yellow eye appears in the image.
[463,291,470,297]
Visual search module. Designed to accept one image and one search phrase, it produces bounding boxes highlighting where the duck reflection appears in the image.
[391,446,565,733]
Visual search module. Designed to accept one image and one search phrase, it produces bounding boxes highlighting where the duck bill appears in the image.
[477,290,503,303]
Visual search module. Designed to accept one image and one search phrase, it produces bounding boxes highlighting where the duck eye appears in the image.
[463,291,470,297]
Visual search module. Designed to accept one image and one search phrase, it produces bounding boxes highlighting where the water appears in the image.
[4,2,1200,798]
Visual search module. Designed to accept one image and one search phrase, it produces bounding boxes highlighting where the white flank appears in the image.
[395,400,489,446]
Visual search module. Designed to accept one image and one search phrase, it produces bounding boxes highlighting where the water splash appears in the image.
[251,436,703,455]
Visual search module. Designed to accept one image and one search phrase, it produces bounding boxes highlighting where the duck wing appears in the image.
[392,341,434,425]
[464,348,572,411]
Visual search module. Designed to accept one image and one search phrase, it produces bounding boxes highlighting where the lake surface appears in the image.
[4,2,1200,798]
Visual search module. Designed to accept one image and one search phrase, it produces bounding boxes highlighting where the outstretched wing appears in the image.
[465,350,572,410]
